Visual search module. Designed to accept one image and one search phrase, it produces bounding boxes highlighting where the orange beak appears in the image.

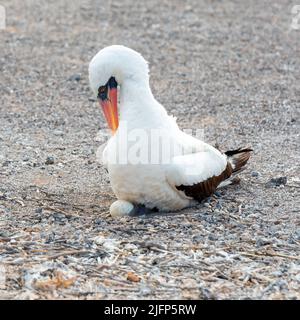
[99,87,119,133]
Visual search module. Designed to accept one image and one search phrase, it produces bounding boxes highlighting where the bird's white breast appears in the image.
[108,162,192,211]
[104,130,193,211]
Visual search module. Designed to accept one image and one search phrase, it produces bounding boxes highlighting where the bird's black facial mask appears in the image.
[97,77,118,100]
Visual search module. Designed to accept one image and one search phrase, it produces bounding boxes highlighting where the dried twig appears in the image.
[42,206,80,218]
[46,250,92,259]
[239,251,300,261]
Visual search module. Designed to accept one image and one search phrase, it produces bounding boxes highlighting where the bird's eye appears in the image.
[98,85,108,100]
[108,77,118,89]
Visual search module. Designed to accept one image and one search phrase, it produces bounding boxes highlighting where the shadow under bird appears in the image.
[89,45,252,217]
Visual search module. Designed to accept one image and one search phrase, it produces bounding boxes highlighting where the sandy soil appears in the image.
[0,0,299,299]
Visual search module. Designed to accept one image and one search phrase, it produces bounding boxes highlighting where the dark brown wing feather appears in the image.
[224,147,253,157]
[176,148,252,202]
[176,163,233,201]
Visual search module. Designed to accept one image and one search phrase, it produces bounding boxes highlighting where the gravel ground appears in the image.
[0,0,299,300]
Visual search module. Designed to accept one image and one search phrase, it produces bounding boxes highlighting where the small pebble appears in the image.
[35,208,43,214]
[208,234,218,241]
[68,74,81,81]
[251,171,260,177]
[265,176,287,187]
[45,156,55,165]
[53,130,64,136]
[256,238,272,247]
[2,160,11,167]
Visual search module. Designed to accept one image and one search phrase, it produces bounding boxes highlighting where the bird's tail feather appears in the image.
[225,147,253,173]
[217,147,253,189]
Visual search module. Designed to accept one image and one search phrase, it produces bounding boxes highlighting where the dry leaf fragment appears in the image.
[33,271,77,291]
[127,272,141,282]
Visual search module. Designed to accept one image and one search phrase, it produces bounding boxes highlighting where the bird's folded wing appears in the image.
[166,148,228,187]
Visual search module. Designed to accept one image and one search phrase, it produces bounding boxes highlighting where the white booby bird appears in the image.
[89,45,252,217]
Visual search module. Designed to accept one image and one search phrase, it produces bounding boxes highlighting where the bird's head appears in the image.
[89,45,149,133]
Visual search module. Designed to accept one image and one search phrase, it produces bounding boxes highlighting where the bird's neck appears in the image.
[119,79,168,128]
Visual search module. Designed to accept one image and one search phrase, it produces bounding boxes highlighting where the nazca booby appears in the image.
[89,45,252,217]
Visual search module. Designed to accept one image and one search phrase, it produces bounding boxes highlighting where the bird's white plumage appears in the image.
[166,146,227,187]
[89,46,229,215]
